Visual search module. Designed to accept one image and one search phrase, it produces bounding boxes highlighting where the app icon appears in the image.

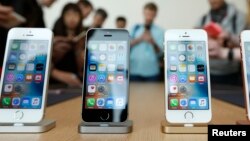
[115,98,124,107]
[118,44,125,51]
[34,74,43,82]
[188,64,195,72]
[26,63,35,71]
[25,74,33,81]
[17,63,25,71]
[170,55,177,62]
[170,99,178,107]
[22,97,30,106]
[199,98,207,107]
[170,85,178,93]
[187,44,195,51]
[116,75,124,82]
[6,73,15,82]
[197,64,204,72]
[87,98,95,107]
[90,54,97,61]
[9,53,17,61]
[99,44,107,51]
[107,74,115,82]
[108,54,116,62]
[169,74,178,83]
[179,75,187,83]
[19,53,26,60]
[170,44,177,50]
[11,43,19,50]
[99,54,106,61]
[12,97,21,106]
[20,43,28,50]
[36,63,44,71]
[2,97,11,106]
[98,74,106,83]
[29,43,37,50]
[88,74,97,82]
[196,44,203,51]
[179,64,186,72]
[197,53,203,61]
[97,85,106,93]
[188,75,196,82]
[4,84,13,93]
[180,99,188,107]
[178,44,186,51]
[31,97,40,106]
[117,64,125,71]
[198,75,205,83]
[38,44,46,50]
[179,54,186,62]
[14,84,24,93]
[179,85,187,93]
[108,44,116,51]
[96,98,105,107]
[187,54,195,62]
[107,64,116,71]
[117,53,125,61]
[98,64,106,71]
[89,44,97,50]
[88,85,96,93]
[89,64,97,71]
[106,98,114,108]
[170,65,177,72]
[16,74,24,82]
[8,63,16,70]
[189,99,197,107]
[36,54,46,60]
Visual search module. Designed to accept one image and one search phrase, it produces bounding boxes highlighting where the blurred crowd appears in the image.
[0,0,249,87]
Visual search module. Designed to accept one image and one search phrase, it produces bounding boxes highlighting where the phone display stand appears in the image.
[78,120,133,134]
[0,119,56,133]
[161,120,208,134]
[236,120,250,125]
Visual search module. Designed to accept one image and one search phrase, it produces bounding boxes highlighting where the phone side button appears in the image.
[184,111,193,120]
[14,110,24,120]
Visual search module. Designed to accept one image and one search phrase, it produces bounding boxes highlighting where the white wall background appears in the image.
[43,0,247,30]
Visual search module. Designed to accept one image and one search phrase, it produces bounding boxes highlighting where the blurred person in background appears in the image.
[77,0,93,20]
[130,2,164,82]
[83,8,108,31]
[116,16,127,28]
[196,0,246,85]
[51,3,83,87]
[0,0,56,77]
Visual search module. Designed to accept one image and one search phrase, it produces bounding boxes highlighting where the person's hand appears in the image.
[0,5,25,28]
[52,69,82,87]
[208,38,228,59]
[53,37,73,62]
[141,31,154,44]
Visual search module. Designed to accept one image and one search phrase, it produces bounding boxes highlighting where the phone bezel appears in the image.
[0,28,53,123]
[82,28,130,122]
[241,30,250,121]
[164,29,212,123]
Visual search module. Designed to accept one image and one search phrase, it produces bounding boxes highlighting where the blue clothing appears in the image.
[130,24,164,77]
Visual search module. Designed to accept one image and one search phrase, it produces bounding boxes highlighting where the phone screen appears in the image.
[244,42,250,109]
[0,40,48,109]
[167,41,209,110]
[84,40,128,110]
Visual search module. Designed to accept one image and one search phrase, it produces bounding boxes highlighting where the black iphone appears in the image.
[82,29,130,122]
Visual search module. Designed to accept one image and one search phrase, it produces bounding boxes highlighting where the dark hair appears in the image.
[144,2,158,12]
[116,16,126,23]
[95,8,108,19]
[53,3,83,36]
[78,0,93,9]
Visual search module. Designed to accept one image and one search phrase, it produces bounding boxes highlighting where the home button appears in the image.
[15,111,24,120]
[184,111,193,120]
[100,112,110,121]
